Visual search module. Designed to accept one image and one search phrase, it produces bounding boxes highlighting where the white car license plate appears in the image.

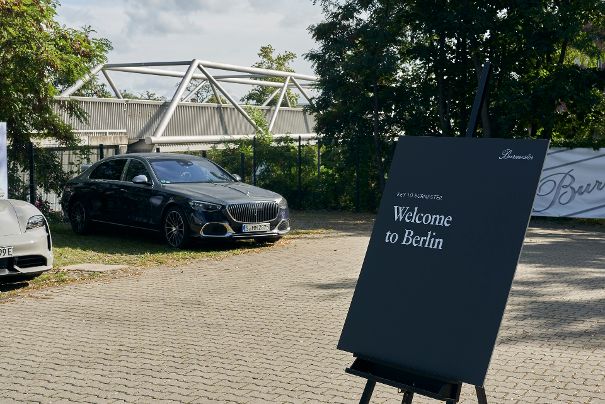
[0,246,14,258]
[242,223,270,233]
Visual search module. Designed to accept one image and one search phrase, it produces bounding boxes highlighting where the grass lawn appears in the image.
[1,221,288,298]
[0,210,377,299]
[51,222,268,268]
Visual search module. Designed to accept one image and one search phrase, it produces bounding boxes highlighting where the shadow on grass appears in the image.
[52,222,263,254]
[0,281,30,292]
[0,222,276,296]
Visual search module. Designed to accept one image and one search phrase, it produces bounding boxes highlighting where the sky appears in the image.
[56,0,324,99]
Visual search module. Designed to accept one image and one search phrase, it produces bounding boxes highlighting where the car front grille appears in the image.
[14,255,47,269]
[227,202,279,223]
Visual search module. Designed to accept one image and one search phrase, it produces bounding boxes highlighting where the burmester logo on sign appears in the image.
[499,149,534,160]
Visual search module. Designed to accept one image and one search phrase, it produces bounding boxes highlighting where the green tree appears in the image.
[121,90,166,101]
[307,0,605,210]
[74,79,112,98]
[182,79,226,104]
[206,107,326,210]
[242,44,299,107]
[0,0,111,197]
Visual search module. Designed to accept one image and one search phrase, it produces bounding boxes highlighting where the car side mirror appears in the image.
[232,174,242,182]
[132,174,151,185]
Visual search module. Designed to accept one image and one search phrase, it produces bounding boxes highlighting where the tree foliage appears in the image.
[121,90,166,101]
[0,0,111,196]
[206,107,329,210]
[183,80,226,104]
[242,44,299,107]
[307,0,605,210]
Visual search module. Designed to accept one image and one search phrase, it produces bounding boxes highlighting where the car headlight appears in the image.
[278,197,288,209]
[26,215,46,231]
[189,201,223,212]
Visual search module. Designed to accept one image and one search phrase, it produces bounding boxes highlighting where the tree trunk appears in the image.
[373,82,385,192]
[558,39,569,65]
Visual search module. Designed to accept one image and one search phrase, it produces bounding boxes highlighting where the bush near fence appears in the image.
[14,135,389,214]
[205,133,381,211]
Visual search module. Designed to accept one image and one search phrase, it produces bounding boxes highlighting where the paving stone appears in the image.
[62,263,129,272]
[0,222,603,403]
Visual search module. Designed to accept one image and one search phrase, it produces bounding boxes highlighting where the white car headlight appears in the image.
[26,215,46,231]
[189,201,222,212]
[278,197,288,209]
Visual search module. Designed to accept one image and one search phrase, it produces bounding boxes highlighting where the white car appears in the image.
[0,199,53,281]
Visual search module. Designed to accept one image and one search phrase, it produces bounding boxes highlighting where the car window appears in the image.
[150,158,234,184]
[124,159,150,182]
[89,159,127,181]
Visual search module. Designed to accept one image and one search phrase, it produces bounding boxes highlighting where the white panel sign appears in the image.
[533,148,605,218]
[0,123,7,199]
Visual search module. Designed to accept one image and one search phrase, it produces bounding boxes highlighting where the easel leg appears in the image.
[359,380,376,404]
[401,390,414,404]
[475,386,488,404]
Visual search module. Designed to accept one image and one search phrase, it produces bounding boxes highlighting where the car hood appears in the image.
[0,199,43,236]
[0,200,21,236]
[162,182,282,204]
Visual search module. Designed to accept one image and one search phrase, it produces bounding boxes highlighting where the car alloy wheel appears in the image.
[163,208,188,248]
[70,201,89,234]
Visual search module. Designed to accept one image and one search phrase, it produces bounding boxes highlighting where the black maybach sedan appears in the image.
[61,153,290,248]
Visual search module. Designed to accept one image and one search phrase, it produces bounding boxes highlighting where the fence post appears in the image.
[99,143,104,160]
[28,142,35,204]
[298,135,302,209]
[253,136,257,186]
[355,136,360,212]
[240,152,245,182]
[317,136,321,178]
[315,136,321,208]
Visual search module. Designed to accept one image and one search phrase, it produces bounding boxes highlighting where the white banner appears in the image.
[0,123,7,199]
[533,147,605,218]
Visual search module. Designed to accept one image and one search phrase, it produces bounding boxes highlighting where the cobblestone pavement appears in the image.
[0,219,603,403]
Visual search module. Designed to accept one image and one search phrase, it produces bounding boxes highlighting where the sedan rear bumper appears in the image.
[0,230,53,277]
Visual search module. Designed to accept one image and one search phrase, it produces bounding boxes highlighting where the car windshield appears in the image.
[150,158,234,184]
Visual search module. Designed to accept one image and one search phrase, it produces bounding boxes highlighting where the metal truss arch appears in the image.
[57,58,317,151]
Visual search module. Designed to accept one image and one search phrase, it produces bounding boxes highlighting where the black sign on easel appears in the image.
[338,63,550,403]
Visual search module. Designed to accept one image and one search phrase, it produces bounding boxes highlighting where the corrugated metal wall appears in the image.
[53,97,316,143]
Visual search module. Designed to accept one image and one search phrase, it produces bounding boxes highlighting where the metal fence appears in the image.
[21,136,385,213]
[20,144,119,212]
